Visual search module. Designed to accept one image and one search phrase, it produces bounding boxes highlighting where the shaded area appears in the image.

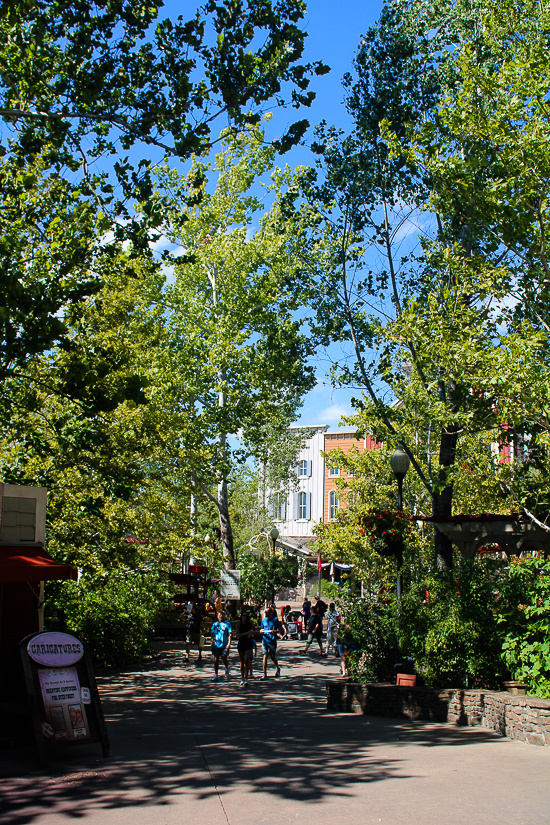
[0,642,544,825]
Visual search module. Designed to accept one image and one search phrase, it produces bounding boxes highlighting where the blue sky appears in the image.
[291,0,386,427]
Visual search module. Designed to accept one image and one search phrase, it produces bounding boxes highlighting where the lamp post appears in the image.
[268,527,280,605]
[390,443,410,599]
[269,526,279,554]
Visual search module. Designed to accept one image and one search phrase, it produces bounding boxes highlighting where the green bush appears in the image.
[337,587,398,683]
[498,556,550,698]
[49,571,174,668]
[240,551,298,605]
[398,562,506,689]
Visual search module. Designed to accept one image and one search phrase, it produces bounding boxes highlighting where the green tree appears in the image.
[151,127,315,568]
[394,0,550,528]
[240,548,298,605]
[0,0,328,390]
[294,0,528,568]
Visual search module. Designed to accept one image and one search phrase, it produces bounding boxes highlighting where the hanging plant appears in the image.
[359,509,411,556]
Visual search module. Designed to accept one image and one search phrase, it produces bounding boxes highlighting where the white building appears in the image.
[272,425,327,550]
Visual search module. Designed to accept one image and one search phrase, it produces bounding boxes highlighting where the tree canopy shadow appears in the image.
[0,643,510,824]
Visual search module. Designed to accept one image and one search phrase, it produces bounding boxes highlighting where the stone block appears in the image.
[526,732,545,747]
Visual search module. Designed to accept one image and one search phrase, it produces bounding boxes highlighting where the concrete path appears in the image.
[1,639,550,825]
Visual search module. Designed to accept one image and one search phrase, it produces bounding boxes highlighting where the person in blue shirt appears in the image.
[260,606,281,679]
[210,611,232,681]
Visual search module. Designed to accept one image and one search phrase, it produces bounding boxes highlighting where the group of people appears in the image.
[183,595,355,683]
[209,605,281,686]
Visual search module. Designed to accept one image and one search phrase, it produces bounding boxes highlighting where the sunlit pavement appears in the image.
[2,639,550,825]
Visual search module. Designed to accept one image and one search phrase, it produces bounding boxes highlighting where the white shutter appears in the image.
[282,498,287,520]
[306,492,311,520]
[307,460,312,477]
[293,492,299,520]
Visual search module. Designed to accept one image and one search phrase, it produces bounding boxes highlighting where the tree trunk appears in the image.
[217,472,235,571]
[432,424,460,570]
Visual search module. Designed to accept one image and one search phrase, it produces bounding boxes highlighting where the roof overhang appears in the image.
[0,545,77,582]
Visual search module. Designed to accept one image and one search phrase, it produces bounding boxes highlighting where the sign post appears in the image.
[220,570,241,600]
[20,631,110,766]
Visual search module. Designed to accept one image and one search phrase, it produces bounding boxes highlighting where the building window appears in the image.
[330,491,339,520]
[298,491,307,519]
[298,460,308,476]
[330,467,339,476]
[274,493,286,521]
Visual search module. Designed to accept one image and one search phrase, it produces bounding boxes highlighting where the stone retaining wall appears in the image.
[326,681,550,747]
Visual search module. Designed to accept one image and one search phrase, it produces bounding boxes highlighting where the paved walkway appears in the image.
[2,640,550,825]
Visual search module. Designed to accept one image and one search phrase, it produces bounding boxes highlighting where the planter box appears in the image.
[503,681,528,695]
[396,673,417,687]
[325,682,550,747]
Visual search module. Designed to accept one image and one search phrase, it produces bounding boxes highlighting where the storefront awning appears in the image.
[0,545,77,582]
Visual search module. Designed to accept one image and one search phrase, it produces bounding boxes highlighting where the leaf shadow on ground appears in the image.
[0,645,507,824]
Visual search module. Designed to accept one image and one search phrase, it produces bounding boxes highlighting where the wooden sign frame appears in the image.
[19,632,111,767]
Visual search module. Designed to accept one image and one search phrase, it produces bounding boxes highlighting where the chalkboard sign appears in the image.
[20,631,111,766]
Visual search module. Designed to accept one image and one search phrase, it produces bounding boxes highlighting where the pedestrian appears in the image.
[235,608,255,687]
[260,606,281,679]
[210,610,232,681]
[249,637,257,680]
[281,605,292,639]
[337,619,353,677]
[186,603,204,663]
[325,602,340,656]
[301,605,324,656]
[315,594,327,622]
[302,597,311,628]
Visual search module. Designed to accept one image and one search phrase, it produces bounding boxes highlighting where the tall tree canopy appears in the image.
[146,127,315,568]
[294,0,547,568]
[0,0,328,389]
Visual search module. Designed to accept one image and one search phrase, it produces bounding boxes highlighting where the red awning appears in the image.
[0,545,77,582]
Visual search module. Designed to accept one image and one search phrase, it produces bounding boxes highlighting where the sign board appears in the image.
[220,570,241,599]
[20,631,110,766]
[27,632,84,666]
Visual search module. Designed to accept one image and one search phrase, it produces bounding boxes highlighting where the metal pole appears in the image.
[397,476,403,511]
[397,475,403,600]
[318,564,322,598]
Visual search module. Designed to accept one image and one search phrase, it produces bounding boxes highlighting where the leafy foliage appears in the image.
[398,562,507,689]
[240,550,298,606]
[0,0,328,394]
[50,571,174,669]
[499,557,550,698]
[336,587,398,683]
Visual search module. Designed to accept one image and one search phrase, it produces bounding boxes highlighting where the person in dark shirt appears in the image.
[301,605,324,656]
[235,608,255,687]
[302,598,311,628]
[186,604,204,663]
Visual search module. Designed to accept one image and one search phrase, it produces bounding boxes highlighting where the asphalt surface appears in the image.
[2,639,550,825]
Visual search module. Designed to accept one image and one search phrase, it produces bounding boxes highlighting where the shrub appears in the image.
[398,562,506,689]
[498,556,550,698]
[49,570,174,668]
[336,587,398,683]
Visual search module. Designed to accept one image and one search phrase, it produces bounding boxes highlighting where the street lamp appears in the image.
[269,526,279,554]
[390,443,410,599]
[390,443,410,509]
